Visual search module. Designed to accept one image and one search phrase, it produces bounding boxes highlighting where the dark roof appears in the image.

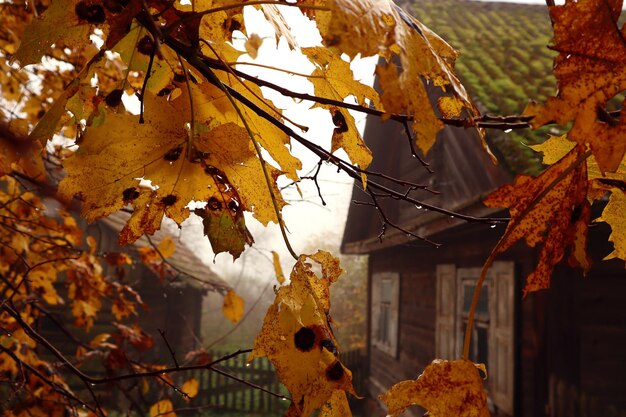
[342,1,556,253]
[341,104,509,254]
[100,212,229,292]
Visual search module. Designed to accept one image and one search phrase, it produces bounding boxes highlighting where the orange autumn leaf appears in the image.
[222,289,245,324]
[484,145,591,294]
[379,359,489,417]
[531,135,626,264]
[181,378,199,399]
[524,0,626,173]
[149,399,176,417]
[320,0,487,157]
[251,251,353,417]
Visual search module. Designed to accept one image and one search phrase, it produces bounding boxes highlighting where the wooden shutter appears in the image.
[436,264,457,359]
[489,261,515,415]
[370,273,381,351]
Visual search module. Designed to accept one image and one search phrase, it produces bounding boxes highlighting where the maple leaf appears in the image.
[176,74,302,183]
[13,0,92,66]
[531,135,626,263]
[251,251,353,417]
[484,145,591,294]
[379,359,489,417]
[59,93,278,256]
[302,47,377,169]
[319,0,486,156]
[596,188,626,260]
[524,0,626,173]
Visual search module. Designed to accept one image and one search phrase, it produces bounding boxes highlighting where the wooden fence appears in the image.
[177,348,365,415]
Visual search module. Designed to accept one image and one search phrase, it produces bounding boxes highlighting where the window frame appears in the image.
[371,272,400,357]
[436,262,515,416]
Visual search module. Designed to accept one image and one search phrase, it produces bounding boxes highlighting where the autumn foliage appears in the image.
[1,0,626,416]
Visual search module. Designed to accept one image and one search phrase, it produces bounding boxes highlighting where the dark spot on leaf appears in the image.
[173,73,186,83]
[161,195,178,206]
[294,327,316,352]
[103,0,125,13]
[36,109,45,119]
[204,165,221,176]
[157,87,172,97]
[188,72,198,83]
[164,145,183,162]
[227,18,242,33]
[137,36,155,55]
[228,200,239,213]
[208,197,222,211]
[331,109,348,134]
[596,178,626,192]
[75,1,106,24]
[320,339,338,357]
[122,187,140,202]
[325,361,344,381]
[105,89,124,107]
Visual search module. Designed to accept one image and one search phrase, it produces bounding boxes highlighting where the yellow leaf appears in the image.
[272,251,285,284]
[157,237,176,259]
[530,135,575,165]
[319,390,352,417]
[13,0,91,65]
[149,399,176,417]
[321,0,486,157]
[251,251,353,417]
[181,378,199,399]
[59,93,270,253]
[113,24,175,94]
[596,189,626,261]
[222,290,244,324]
[379,359,489,417]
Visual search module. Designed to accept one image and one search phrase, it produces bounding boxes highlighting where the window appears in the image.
[436,262,515,416]
[371,272,399,357]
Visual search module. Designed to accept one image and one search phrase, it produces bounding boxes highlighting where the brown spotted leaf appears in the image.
[532,135,626,264]
[379,359,489,417]
[302,47,378,169]
[251,251,353,417]
[59,93,276,256]
[524,0,626,173]
[484,145,590,294]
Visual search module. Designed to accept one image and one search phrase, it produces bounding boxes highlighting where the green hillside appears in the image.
[413,0,557,174]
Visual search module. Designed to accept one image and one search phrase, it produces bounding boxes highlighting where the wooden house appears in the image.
[341,2,626,416]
